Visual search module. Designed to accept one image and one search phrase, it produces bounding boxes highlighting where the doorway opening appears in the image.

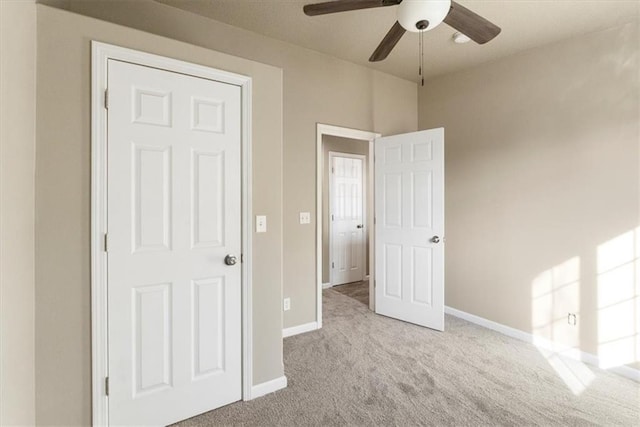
[316,126,444,331]
[315,124,380,328]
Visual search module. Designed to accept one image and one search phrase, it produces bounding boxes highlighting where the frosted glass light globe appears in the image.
[397,0,451,32]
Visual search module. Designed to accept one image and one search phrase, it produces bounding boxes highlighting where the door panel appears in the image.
[192,151,225,248]
[133,283,172,397]
[330,154,366,285]
[133,144,172,252]
[107,59,242,426]
[374,129,444,330]
[192,277,225,377]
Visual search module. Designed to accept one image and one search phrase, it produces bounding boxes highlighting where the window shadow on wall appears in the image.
[597,227,639,369]
[531,256,595,395]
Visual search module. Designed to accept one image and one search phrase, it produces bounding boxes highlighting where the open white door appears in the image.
[107,59,242,425]
[374,128,444,330]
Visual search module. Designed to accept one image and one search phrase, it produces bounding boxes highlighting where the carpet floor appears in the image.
[176,282,639,426]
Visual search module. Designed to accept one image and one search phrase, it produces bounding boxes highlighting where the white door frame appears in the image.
[316,124,380,327]
[91,42,253,426]
[328,151,367,286]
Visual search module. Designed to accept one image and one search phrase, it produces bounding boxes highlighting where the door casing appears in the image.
[328,151,367,286]
[315,124,380,328]
[91,41,254,426]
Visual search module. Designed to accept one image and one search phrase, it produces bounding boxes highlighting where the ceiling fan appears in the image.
[303,0,501,62]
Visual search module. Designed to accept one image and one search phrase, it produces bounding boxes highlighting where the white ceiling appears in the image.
[156,0,639,81]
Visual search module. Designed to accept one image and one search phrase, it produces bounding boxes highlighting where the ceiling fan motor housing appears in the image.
[397,0,452,32]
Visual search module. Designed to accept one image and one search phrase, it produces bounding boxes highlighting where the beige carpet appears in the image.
[176,283,639,426]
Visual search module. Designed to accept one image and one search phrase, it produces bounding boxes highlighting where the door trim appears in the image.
[91,41,253,426]
[315,124,380,328]
[328,151,367,286]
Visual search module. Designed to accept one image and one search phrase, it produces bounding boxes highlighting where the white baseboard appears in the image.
[283,321,319,338]
[445,306,640,383]
[249,375,287,400]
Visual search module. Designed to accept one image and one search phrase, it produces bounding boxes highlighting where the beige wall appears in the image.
[419,22,640,369]
[35,5,283,425]
[37,0,418,329]
[0,1,37,425]
[322,135,370,284]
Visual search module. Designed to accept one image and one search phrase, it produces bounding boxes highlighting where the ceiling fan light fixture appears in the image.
[397,0,451,32]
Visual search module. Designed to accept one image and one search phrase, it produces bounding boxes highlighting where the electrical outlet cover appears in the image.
[299,212,311,224]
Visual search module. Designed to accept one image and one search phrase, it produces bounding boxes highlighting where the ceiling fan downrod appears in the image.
[419,27,425,87]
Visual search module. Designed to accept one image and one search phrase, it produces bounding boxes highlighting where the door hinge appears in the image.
[105,377,109,396]
[241,254,244,263]
[374,280,377,288]
[104,89,109,109]
[103,233,108,252]
[331,214,334,221]
[331,167,334,174]
[332,262,334,268]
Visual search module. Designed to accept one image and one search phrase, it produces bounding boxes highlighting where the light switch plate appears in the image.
[256,215,267,233]
[299,212,311,224]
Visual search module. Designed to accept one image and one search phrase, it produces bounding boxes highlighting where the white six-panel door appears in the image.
[330,153,366,285]
[107,59,242,426]
[374,129,445,330]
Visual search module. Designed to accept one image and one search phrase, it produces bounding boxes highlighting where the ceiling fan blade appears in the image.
[369,21,406,62]
[444,1,501,44]
[303,0,401,17]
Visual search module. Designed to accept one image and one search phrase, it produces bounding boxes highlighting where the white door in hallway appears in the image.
[330,153,366,285]
[107,59,242,426]
[374,128,444,330]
